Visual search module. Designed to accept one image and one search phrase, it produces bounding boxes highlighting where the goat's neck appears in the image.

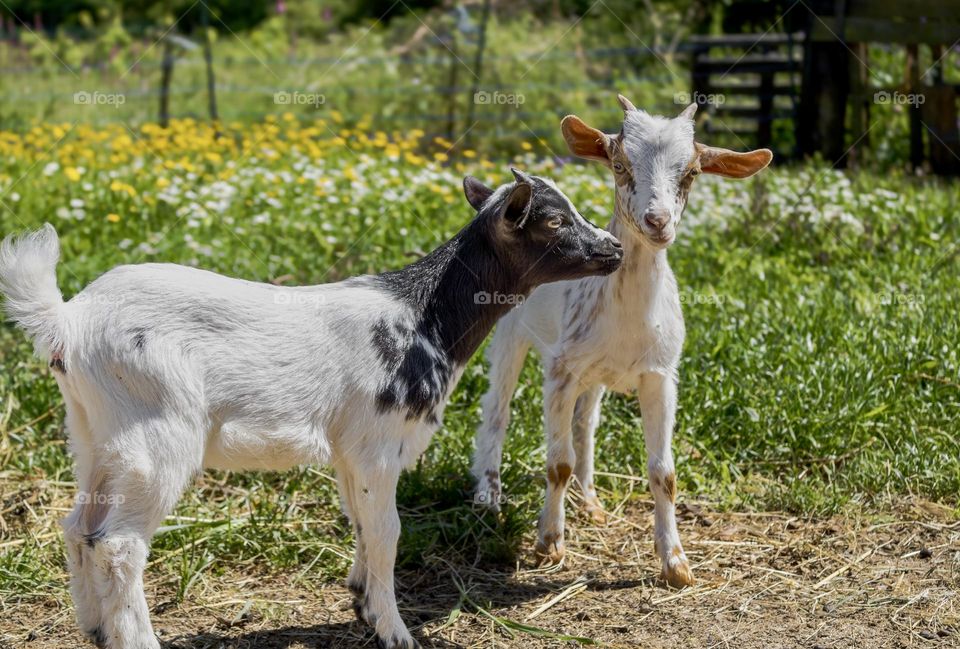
[376,218,529,366]
[606,201,673,304]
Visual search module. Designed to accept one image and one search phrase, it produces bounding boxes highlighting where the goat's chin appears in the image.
[642,232,675,250]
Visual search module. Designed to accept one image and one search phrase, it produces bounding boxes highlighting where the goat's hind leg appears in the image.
[59,394,106,646]
[471,320,530,512]
[87,423,199,649]
[572,385,606,523]
[535,362,580,563]
[63,478,109,647]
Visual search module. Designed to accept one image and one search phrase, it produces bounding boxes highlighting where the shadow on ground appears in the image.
[163,564,653,648]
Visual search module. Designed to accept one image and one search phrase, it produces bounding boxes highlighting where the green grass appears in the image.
[0,130,958,607]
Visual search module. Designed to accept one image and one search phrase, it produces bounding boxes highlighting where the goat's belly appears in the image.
[203,421,331,471]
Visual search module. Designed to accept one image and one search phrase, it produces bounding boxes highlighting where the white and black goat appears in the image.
[0,169,622,649]
[471,97,772,587]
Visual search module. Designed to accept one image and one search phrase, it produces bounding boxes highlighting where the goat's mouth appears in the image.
[585,251,624,274]
[643,231,675,248]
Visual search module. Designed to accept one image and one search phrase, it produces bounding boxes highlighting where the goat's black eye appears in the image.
[612,161,625,173]
[690,168,701,177]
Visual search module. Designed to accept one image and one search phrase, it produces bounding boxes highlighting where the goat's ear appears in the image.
[617,93,637,113]
[501,168,533,227]
[463,176,494,211]
[561,115,611,165]
[696,143,773,179]
[679,102,697,121]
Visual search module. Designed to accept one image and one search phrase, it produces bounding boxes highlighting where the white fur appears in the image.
[2,235,448,649]
[471,107,697,581]
[0,224,65,355]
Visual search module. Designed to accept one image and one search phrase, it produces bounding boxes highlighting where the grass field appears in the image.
[0,117,958,646]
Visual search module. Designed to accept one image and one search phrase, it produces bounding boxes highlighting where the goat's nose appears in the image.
[610,238,623,249]
[643,210,669,230]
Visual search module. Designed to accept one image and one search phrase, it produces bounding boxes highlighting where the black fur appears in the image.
[84,527,105,548]
[86,625,107,649]
[370,173,621,422]
[131,328,147,350]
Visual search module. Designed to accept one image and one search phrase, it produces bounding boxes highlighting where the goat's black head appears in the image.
[463,169,623,286]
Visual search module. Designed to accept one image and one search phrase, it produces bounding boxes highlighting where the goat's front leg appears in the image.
[336,468,367,599]
[535,362,580,563]
[349,463,418,649]
[637,371,694,588]
[572,385,606,523]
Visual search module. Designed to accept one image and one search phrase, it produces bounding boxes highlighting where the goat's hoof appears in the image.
[660,558,695,589]
[85,626,107,649]
[376,632,421,649]
[347,577,365,597]
[352,596,378,627]
[472,488,502,513]
[586,506,607,524]
[534,533,565,565]
[582,496,607,524]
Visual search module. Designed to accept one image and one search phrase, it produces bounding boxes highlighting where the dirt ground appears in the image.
[3,499,958,649]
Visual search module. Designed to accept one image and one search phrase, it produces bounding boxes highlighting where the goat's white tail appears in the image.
[0,224,66,353]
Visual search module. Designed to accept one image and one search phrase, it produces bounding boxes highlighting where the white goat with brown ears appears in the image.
[471,95,772,587]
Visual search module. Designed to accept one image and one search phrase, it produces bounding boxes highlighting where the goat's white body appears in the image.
[509,250,683,388]
[58,263,443,474]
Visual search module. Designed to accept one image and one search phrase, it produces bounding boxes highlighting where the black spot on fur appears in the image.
[131,328,147,351]
[371,319,404,370]
[84,528,105,548]
[49,358,65,373]
[352,598,365,623]
[348,578,364,597]
[371,319,453,421]
[87,626,107,648]
[376,383,400,411]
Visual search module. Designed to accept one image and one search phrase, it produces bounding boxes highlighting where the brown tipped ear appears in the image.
[463,176,494,211]
[697,144,773,179]
[560,115,611,165]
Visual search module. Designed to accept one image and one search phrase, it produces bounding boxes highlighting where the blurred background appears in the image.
[1,0,958,170]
